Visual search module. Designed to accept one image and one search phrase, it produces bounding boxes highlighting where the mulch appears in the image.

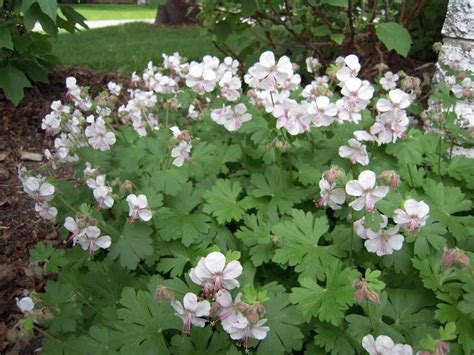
[0,66,128,354]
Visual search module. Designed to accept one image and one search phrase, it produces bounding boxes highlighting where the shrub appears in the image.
[16,51,474,354]
[199,0,448,69]
[0,0,86,105]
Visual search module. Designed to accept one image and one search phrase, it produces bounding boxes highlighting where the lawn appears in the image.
[61,4,156,21]
[51,23,221,73]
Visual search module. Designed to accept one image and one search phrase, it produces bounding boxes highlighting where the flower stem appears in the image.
[349,212,355,267]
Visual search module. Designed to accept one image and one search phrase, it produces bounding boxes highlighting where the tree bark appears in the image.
[154,0,199,26]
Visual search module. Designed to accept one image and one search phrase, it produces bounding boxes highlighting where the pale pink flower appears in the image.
[337,78,374,123]
[316,178,346,210]
[248,51,293,91]
[41,113,61,135]
[354,215,389,239]
[380,71,399,91]
[305,57,320,73]
[93,186,114,209]
[393,199,430,233]
[345,170,389,212]
[219,72,242,101]
[16,296,35,314]
[171,141,192,167]
[77,226,111,256]
[126,194,152,222]
[216,289,242,330]
[35,202,57,221]
[336,54,361,83]
[85,117,116,151]
[64,216,84,244]
[370,111,409,145]
[211,105,233,125]
[171,293,210,335]
[23,177,55,203]
[223,104,252,131]
[189,252,243,292]
[186,62,217,94]
[365,225,404,256]
[107,81,122,96]
[306,96,338,127]
[362,334,413,355]
[376,89,411,115]
[339,138,370,166]
[225,312,270,345]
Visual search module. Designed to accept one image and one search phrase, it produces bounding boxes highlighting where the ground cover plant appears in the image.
[14,48,474,354]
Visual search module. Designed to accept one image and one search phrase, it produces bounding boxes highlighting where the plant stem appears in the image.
[34,326,84,354]
[349,212,355,267]
[437,134,442,179]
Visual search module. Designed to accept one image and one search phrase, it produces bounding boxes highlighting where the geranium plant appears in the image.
[16,49,474,354]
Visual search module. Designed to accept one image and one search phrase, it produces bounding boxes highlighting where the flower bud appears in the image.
[323,166,343,184]
[442,247,470,270]
[378,170,400,189]
[270,234,283,247]
[367,291,380,304]
[353,278,380,304]
[210,301,221,318]
[155,286,174,302]
[120,180,134,193]
[432,42,443,52]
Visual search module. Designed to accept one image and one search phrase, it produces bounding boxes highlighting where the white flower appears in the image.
[41,113,61,135]
[216,289,242,330]
[306,96,338,127]
[451,78,472,99]
[186,61,217,94]
[64,216,85,244]
[336,54,361,83]
[305,56,320,73]
[93,186,114,209]
[362,334,413,355]
[393,199,430,233]
[225,312,270,344]
[224,103,252,131]
[126,194,152,222]
[316,178,346,210]
[365,225,404,256]
[16,296,35,314]
[248,51,293,91]
[337,78,374,123]
[66,77,81,99]
[219,72,242,101]
[345,170,389,212]
[189,251,243,292]
[23,177,55,203]
[354,215,388,239]
[376,89,411,115]
[171,141,192,167]
[211,105,233,125]
[77,226,111,256]
[339,138,369,166]
[171,292,210,335]
[370,111,409,145]
[86,174,106,189]
[35,202,57,221]
[107,81,122,96]
[84,117,116,151]
[380,71,399,91]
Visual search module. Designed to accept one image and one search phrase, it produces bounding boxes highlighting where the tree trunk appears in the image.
[154,0,199,26]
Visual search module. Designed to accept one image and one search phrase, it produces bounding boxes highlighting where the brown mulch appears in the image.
[0,66,128,354]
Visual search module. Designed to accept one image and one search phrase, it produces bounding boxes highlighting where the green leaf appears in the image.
[115,287,181,354]
[170,327,232,353]
[249,166,307,217]
[290,262,359,325]
[376,22,412,57]
[314,324,356,354]
[412,222,446,258]
[0,25,13,50]
[330,33,345,44]
[30,242,67,273]
[241,0,258,17]
[203,179,251,224]
[423,180,473,241]
[322,0,348,7]
[272,209,343,279]
[235,214,274,266]
[459,283,474,319]
[0,63,31,105]
[257,290,304,354]
[109,223,153,270]
[38,0,57,21]
[314,25,331,36]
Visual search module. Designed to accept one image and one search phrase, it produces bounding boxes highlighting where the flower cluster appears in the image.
[162,252,269,350]
[64,214,111,256]
[18,168,57,221]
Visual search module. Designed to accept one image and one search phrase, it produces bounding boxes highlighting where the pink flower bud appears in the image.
[155,286,174,302]
[378,170,400,189]
[323,166,343,184]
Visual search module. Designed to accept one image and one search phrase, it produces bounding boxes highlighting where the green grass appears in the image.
[51,23,221,73]
[62,4,156,21]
